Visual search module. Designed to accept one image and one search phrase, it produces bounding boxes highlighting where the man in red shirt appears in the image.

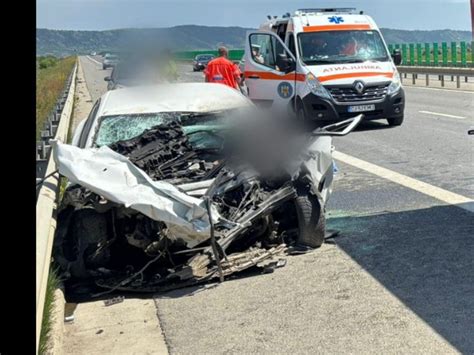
[204,46,242,90]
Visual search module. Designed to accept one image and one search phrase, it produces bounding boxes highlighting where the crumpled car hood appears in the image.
[52,140,220,247]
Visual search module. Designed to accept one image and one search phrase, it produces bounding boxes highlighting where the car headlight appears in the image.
[306,73,331,99]
[387,72,401,95]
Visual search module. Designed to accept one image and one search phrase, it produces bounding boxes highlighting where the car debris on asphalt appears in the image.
[104,296,125,307]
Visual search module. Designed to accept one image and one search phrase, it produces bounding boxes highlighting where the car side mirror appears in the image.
[277,54,296,73]
[104,76,111,81]
[392,49,402,65]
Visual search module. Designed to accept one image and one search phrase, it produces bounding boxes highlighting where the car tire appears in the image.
[294,187,326,248]
[64,209,110,278]
[387,115,404,126]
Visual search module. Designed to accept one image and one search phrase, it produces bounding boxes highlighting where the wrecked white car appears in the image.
[54,83,362,294]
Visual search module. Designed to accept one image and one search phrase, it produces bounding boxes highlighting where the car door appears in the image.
[244,31,297,109]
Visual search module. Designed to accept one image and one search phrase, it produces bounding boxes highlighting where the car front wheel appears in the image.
[294,187,326,248]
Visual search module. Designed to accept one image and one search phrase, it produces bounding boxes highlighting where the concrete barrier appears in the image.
[36,61,77,354]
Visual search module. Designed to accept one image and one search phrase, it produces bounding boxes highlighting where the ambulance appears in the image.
[244,8,405,126]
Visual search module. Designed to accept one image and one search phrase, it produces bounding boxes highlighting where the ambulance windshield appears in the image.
[298,30,389,65]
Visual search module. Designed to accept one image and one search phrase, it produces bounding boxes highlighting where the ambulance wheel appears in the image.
[387,115,404,126]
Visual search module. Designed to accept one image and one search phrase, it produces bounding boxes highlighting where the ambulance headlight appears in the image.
[387,72,401,95]
[306,73,331,99]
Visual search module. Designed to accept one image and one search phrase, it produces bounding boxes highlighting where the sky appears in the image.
[37,0,472,31]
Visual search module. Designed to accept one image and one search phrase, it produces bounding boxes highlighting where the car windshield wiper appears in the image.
[303,59,336,65]
[334,58,366,63]
[365,57,390,62]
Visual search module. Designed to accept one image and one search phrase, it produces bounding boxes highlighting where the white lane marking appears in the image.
[86,55,102,66]
[333,151,474,213]
[404,85,474,95]
[419,110,466,119]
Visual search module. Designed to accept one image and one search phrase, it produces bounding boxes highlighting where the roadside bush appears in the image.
[38,56,59,70]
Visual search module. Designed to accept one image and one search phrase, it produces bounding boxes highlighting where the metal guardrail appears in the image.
[397,66,474,88]
[36,61,77,354]
[36,67,77,186]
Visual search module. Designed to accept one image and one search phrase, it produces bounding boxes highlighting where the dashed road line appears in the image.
[334,151,474,213]
[419,110,466,119]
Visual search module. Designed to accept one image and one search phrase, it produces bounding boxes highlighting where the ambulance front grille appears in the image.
[327,83,390,102]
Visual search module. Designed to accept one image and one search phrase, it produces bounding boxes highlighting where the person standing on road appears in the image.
[204,46,242,90]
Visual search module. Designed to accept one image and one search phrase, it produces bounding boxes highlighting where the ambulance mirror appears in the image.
[392,49,402,65]
[277,54,295,73]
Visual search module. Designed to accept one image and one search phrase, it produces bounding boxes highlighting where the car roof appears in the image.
[97,83,252,117]
[196,54,214,59]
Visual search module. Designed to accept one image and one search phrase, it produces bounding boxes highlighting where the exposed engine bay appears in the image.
[53,114,362,296]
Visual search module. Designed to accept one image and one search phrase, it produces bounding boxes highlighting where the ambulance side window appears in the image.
[249,34,276,69]
[249,34,292,72]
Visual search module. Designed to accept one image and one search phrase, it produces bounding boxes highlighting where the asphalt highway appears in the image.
[75,55,474,354]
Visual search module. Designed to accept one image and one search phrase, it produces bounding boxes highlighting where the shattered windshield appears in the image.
[298,30,389,65]
[94,112,228,148]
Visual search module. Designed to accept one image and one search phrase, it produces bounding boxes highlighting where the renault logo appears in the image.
[353,81,365,94]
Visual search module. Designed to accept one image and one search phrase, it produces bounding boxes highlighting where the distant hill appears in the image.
[36,26,472,57]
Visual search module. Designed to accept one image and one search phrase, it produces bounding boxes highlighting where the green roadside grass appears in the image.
[36,56,76,140]
[39,269,60,354]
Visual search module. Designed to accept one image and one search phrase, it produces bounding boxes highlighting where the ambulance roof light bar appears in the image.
[295,8,358,15]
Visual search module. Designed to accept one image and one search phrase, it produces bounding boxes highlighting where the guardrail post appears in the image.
[416,43,422,66]
[456,75,461,88]
[451,42,457,67]
[425,74,429,86]
[424,43,430,66]
[412,73,416,84]
[460,41,467,67]
[409,44,415,66]
[433,43,439,66]
[442,42,448,66]
[441,75,445,87]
